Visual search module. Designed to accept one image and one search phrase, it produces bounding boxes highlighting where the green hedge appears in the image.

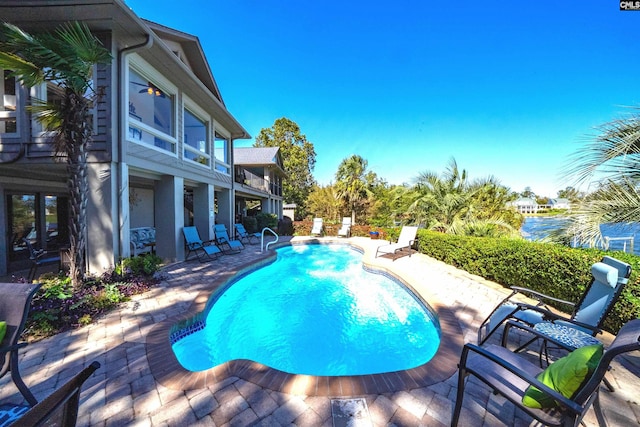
[415,229,640,333]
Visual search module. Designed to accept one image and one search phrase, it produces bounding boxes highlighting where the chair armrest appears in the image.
[510,286,576,308]
[0,341,29,353]
[461,343,584,415]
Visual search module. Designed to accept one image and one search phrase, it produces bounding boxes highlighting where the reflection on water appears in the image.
[521,216,640,255]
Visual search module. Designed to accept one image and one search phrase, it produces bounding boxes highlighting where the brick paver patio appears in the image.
[1,236,639,426]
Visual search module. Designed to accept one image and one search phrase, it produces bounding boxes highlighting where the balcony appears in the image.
[235,167,283,197]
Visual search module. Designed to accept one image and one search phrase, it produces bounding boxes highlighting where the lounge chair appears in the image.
[235,223,260,244]
[374,226,418,260]
[182,226,222,262]
[337,217,351,237]
[23,238,61,283]
[452,318,640,427]
[478,256,632,353]
[0,282,42,407]
[310,218,323,236]
[214,224,244,254]
[0,361,100,426]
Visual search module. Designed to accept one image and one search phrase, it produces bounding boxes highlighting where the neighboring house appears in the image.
[0,0,251,277]
[549,198,571,210]
[233,147,286,221]
[511,197,539,214]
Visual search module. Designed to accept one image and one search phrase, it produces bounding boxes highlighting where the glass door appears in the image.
[8,194,36,263]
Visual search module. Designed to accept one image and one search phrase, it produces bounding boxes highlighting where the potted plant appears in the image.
[369,228,380,239]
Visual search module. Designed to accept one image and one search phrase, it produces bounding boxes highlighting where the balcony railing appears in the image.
[235,167,283,196]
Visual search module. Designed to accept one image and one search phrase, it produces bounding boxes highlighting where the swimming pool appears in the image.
[172,244,441,376]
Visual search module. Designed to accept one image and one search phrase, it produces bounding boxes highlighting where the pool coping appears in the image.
[145,238,463,397]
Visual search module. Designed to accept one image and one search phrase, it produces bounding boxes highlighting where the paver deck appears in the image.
[1,236,638,426]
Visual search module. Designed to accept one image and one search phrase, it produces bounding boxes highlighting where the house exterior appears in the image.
[511,197,539,214]
[549,198,571,210]
[0,0,261,277]
[233,147,285,222]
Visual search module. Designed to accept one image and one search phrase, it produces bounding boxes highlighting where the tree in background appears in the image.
[0,22,111,286]
[520,186,536,199]
[255,117,316,217]
[557,186,584,203]
[564,108,640,247]
[306,184,341,221]
[407,158,519,237]
[335,154,371,224]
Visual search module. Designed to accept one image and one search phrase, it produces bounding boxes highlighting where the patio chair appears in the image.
[214,224,244,254]
[0,282,42,408]
[375,226,418,260]
[22,238,61,283]
[477,256,631,349]
[0,361,100,427]
[310,218,323,236]
[234,223,260,245]
[337,217,351,238]
[182,226,222,262]
[452,318,640,427]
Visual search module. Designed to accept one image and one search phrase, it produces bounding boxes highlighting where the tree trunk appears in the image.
[61,90,91,287]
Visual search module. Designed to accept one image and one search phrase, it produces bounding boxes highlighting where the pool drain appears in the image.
[331,398,372,427]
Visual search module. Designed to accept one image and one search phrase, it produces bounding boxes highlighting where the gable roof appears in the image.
[235,147,279,164]
[234,147,286,176]
[142,20,224,105]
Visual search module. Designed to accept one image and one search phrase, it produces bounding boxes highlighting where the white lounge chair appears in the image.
[337,217,351,237]
[375,226,418,260]
[311,218,323,236]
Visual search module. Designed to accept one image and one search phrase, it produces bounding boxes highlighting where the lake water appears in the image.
[521,217,640,255]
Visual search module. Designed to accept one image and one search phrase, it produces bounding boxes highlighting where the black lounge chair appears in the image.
[478,256,632,355]
[22,239,61,283]
[0,282,42,408]
[0,361,100,426]
[452,318,640,426]
[182,226,222,262]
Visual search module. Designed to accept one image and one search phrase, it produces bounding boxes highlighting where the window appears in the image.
[183,107,210,166]
[1,69,18,134]
[128,67,176,153]
[31,65,98,136]
[214,132,230,174]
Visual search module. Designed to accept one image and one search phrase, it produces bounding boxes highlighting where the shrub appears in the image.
[25,255,163,340]
[256,213,278,230]
[243,216,258,233]
[415,229,640,333]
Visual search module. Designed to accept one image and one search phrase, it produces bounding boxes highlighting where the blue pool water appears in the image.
[172,244,441,376]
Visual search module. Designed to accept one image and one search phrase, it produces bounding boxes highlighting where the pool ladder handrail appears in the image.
[261,227,279,252]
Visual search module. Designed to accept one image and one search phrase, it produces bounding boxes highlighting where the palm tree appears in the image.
[563,108,640,247]
[409,158,472,230]
[0,22,112,286]
[335,155,370,224]
[408,158,519,237]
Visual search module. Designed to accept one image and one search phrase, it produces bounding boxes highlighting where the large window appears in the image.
[183,107,210,167]
[215,132,230,174]
[128,67,176,153]
[1,69,18,134]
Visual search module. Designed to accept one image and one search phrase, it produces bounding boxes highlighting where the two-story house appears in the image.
[233,147,286,223]
[0,0,258,277]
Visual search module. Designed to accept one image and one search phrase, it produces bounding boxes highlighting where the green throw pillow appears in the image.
[522,344,603,409]
[0,321,6,343]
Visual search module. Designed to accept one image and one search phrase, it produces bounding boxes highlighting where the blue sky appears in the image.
[125,1,640,198]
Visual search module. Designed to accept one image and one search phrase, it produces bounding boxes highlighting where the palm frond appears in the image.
[564,108,640,185]
[0,51,43,87]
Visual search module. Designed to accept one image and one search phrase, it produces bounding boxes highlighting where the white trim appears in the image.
[182,95,212,169]
[126,55,179,156]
